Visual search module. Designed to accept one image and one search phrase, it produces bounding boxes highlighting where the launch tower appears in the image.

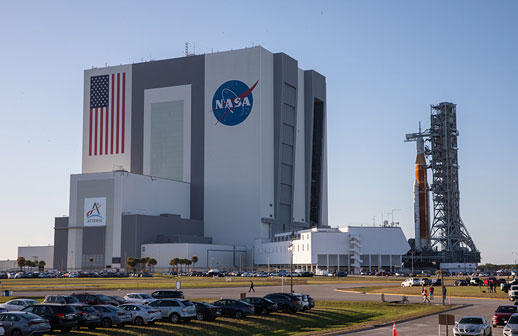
[405,102,480,267]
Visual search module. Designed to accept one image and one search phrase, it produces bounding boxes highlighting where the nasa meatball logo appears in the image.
[212,80,259,126]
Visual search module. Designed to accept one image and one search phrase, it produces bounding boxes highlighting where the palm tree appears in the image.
[170,258,180,275]
[16,257,25,272]
[38,260,46,272]
[126,257,137,272]
[148,258,157,273]
[191,256,198,271]
[186,260,192,272]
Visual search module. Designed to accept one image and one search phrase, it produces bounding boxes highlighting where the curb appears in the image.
[335,288,510,301]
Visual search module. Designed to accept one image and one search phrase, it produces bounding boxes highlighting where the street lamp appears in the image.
[288,239,294,294]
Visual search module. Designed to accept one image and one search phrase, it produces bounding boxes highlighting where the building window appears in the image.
[297,245,300,251]
[307,244,309,250]
[302,245,304,251]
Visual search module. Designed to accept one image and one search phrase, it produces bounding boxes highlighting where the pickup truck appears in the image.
[509,285,518,301]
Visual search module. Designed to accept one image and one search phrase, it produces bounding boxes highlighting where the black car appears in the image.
[70,305,101,329]
[22,304,78,332]
[241,297,278,315]
[263,293,302,313]
[501,280,518,293]
[212,299,254,318]
[192,301,222,321]
[71,293,119,306]
[336,272,348,277]
[431,278,442,286]
[151,290,185,299]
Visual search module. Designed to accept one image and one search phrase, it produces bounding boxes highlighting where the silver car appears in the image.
[0,300,40,312]
[453,316,492,336]
[148,299,196,323]
[292,293,310,310]
[119,304,161,326]
[0,312,51,336]
[92,305,132,328]
[503,313,518,336]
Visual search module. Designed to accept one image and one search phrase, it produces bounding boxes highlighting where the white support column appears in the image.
[326,254,329,270]
[369,255,371,272]
[337,254,340,272]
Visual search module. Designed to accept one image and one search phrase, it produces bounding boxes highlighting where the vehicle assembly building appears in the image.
[404,102,480,269]
[53,46,329,271]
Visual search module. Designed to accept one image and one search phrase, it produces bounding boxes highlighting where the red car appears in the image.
[492,305,518,327]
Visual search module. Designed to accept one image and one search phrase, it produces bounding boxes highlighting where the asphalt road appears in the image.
[11,281,509,336]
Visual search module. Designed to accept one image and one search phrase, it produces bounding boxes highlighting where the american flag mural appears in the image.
[89,73,126,156]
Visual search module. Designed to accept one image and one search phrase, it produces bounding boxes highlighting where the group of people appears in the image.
[421,285,435,303]
[488,281,497,293]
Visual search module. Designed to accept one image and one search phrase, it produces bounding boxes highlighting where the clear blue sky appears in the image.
[0,1,516,264]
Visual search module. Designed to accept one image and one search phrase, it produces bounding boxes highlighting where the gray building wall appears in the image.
[53,217,69,271]
[131,55,205,222]
[120,214,207,266]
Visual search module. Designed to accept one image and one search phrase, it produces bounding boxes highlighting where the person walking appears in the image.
[429,286,434,301]
[442,285,447,305]
[422,287,429,303]
[249,280,255,292]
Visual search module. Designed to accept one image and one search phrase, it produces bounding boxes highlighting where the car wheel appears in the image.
[259,308,268,316]
[235,311,243,319]
[102,317,113,328]
[11,330,22,336]
[196,312,205,321]
[134,316,144,326]
[170,313,181,324]
[281,305,290,313]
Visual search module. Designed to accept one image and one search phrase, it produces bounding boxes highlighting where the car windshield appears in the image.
[97,295,112,301]
[459,317,483,324]
[139,294,152,299]
[509,316,518,324]
[55,306,75,314]
[181,300,193,306]
[64,297,80,303]
[82,306,97,312]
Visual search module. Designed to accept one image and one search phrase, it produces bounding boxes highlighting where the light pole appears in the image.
[288,240,294,294]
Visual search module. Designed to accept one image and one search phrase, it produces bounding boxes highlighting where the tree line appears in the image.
[125,257,157,272]
[16,257,46,271]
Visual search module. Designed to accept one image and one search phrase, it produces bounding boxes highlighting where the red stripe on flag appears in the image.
[105,105,109,155]
[89,108,93,156]
[116,73,120,154]
[111,73,115,154]
[122,72,126,154]
[100,108,103,155]
[94,108,98,156]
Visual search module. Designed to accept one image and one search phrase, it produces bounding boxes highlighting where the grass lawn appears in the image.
[0,296,448,335]
[344,285,511,300]
[0,275,403,292]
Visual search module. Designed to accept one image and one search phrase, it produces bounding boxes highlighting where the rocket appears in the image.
[413,137,430,250]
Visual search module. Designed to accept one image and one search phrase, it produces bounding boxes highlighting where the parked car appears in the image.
[492,305,518,327]
[454,279,468,287]
[70,305,100,330]
[502,280,518,293]
[43,295,81,305]
[0,312,51,336]
[503,313,518,336]
[191,301,222,321]
[92,305,133,328]
[119,304,161,326]
[109,296,128,305]
[292,293,310,310]
[470,277,482,286]
[241,297,278,315]
[336,272,348,277]
[432,278,442,286]
[123,293,156,305]
[401,278,421,287]
[70,293,119,306]
[213,299,254,318]
[0,299,40,312]
[22,304,78,332]
[148,299,196,323]
[150,291,184,299]
[263,293,302,313]
[307,295,315,309]
[509,286,518,301]
[453,316,491,336]
[420,278,431,286]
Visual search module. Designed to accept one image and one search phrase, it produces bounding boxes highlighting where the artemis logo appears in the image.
[84,197,106,226]
[212,80,258,126]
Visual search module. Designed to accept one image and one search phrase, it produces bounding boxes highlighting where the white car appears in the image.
[124,293,156,305]
[503,313,518,336]
[0,325,4,336]
[401,278,421,287]
[0,299,40,312]
[509,285,518,301]
[119,304,161,325]
[148,299,196,323]
[453,316,492,336]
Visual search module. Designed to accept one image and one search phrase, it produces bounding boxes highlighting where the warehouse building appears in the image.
[53,46,329,270]
[254,226,410,274]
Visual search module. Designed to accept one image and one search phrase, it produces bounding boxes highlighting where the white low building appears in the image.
[18,246,54,269]
[254,226,410,274]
